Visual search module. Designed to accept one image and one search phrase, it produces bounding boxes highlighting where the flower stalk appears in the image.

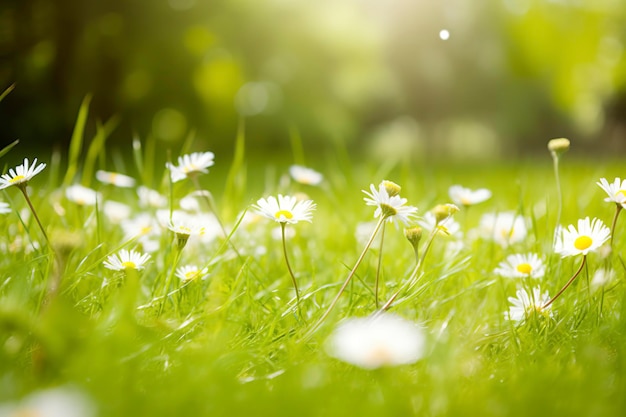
[543,255,587,309]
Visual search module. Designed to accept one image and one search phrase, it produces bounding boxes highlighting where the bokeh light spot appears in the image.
[152,108,187,142]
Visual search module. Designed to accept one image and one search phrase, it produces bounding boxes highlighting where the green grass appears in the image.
[1,134,625,416]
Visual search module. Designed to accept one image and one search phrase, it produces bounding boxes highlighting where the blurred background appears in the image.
[0,0,625,161]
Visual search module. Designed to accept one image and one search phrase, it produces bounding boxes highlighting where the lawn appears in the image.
[0,134,625,417]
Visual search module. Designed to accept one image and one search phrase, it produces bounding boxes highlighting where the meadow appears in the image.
[0,129,625,417]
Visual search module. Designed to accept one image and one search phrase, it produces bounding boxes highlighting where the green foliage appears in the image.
[0,134,625,416]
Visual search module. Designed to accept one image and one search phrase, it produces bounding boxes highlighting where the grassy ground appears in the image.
[1,133,625,416]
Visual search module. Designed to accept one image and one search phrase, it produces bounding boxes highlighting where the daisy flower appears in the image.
[596,177,626,206]
[166,151,215,183]
[0,157,46,190]
[96,170,136,188]
[591,268,616,291]
[494,253,545,279]
[479,212,527,248]
[289,165,323,185]
[0,201,10,214]
[176,265,209,282]
[137,186,168,208]
[505,286,552,323]
[253,194,316,224]
[103,200,132,224]
[363,182,417,226]
[448,185,491,207]
[122,213,160,239]
[0,386,95,417]
[179,190,211,212]
[554,217,610,257]
[65,184,99,206]
[103,249,151,271]
[326,313,425,370]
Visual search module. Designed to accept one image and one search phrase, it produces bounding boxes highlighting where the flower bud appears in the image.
[548,138,570,155]
[404,226,422,250]
[382,180,401,197]
[432,203,459,224]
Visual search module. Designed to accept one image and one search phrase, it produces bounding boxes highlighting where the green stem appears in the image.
[18,185,50,245]
[280,223,301,306]
[159,246,183,315]
[191,176,242,258]
[610,204,622,248]
[375,222,386,308]
[303,216,386,339]
[543,255,586,309]
[551,152,563,237]
[377,225,439,313]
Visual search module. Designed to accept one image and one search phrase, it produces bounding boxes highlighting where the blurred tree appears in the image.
[0,0,624,158]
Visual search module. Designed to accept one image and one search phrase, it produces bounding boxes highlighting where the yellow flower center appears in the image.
[615,189,626,199]
[379,203,397,218]
[9,175,25,184]
[500,227,514,239]
[140,226,152,235]
[13,407,40,417]
[461,197,471,205]
[275,210,293,220]
[183,164,198,174]
[574,235,593,251]
[516,263,532,274]
[122,261,137,269]
[366,344,393,367]
[184,270,199,281]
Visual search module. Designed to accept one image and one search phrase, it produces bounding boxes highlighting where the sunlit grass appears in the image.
[0,124,625,416]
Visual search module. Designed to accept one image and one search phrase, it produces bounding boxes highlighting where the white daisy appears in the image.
[591,268,616,291]
[103,200,132,224]
[65,184,99,206]
[253,194,316,224]
[505,286,552,323]
[95,170,136,188]
[326,313,425,370]
[0,157,46,190]
[596,177,626,207]
[448,185,491,207]
[103,249,151,271]
[355,221,383,246]
[0,201,10,214]
[479,212,527,248]
[137,186,168,208]
[289,165,323,185]
[166,151,215,183]
[554,217,610,257]
[179,190,211,212]
[494,253,545,279]
[176,265,209,282]
[122,213,160,239]
[0,386,95,417]
[362,182,418,226]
